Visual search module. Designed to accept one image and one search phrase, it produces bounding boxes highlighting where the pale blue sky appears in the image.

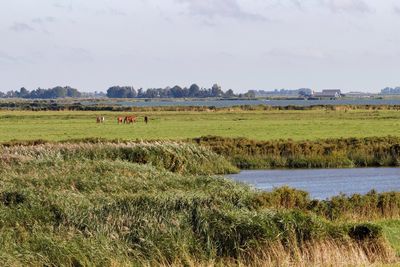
[1,0,400,92]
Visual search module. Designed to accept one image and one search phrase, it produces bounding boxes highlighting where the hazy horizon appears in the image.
[1,0,400,93]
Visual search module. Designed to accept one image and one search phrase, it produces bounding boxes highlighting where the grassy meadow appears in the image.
[0,108,400,141]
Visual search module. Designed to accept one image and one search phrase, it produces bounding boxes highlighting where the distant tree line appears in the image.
[0,86,81,99]
[106,84,242,98]
[0,84,256,99]
[4,84,400,99]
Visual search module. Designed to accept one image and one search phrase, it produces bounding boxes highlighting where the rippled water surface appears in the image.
[229,168,400,199]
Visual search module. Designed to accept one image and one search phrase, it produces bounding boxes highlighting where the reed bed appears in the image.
[253,186,400,221]
[0,141,238,175]
[193,136,400,169]
[0,142,397,266]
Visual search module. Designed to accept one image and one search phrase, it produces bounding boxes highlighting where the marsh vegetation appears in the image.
[194,136,400,169]
[0,142,398,266]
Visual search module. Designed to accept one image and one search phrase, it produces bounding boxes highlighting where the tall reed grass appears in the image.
[193,136,400,169]
[0,141,238,175]
[0,142,397,265]
[253,186,400,221]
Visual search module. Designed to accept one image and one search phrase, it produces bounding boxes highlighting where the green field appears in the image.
[1,109,400,142]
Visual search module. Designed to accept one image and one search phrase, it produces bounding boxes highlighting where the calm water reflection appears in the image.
[229,168,400,199]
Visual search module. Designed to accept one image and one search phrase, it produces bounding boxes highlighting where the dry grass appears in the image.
[143,239,396,267]
[242,240,395,267]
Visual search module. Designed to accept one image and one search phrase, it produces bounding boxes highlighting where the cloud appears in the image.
[290,0,303,9]
[394,5,400,15]
[265,47,328,61]
[53,2,73,12]
[29,17,58,35]
[52,46,94,63]
[0,51,18,63]
[175,0,266,21]
[9,22,35,33]
[69,48,93,62]
[321,0,372,13]
[32,16,57,24]
[94,7,128,16]
[107,7,127,16]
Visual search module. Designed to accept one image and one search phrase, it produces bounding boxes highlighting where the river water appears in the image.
[84,99,400,108]
[229,168,400,199]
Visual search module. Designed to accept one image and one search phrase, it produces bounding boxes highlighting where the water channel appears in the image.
[229,168,400,199]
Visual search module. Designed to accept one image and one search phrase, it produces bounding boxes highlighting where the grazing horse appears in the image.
[96,116,105,123]
[124,116,137,124]
[117,117,124,124]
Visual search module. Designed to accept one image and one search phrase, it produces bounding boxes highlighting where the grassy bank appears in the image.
[378,220,400,256]
[253,186,400,221]
[255,187,400,259]
[0,141,238,175]
[4,135,400,169]
[194,136,400,169]
[0,142,397,266]
[1,109,400,141]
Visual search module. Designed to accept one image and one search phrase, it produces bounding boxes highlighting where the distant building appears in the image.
[313,89,342,98]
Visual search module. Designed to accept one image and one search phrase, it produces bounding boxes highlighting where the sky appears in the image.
[1,0,400,93]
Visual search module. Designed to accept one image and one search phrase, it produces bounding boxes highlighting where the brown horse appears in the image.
[96,116,105,123]
[124,116,137,124]
[117,117,124,124]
